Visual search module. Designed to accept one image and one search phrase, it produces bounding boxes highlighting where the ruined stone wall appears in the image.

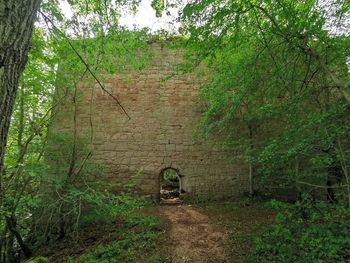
[50,43,248,199]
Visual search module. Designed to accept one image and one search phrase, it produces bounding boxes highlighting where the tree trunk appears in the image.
[0,0,41,181]
[5,215,32,259]
[248,162,253,197]
[247,123,254,197]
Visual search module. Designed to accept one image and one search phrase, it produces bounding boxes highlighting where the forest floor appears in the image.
[34,199,275,262]
[155,204,231,263]
[154,200,275,263]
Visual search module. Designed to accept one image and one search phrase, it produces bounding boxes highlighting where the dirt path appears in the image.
[157,204,231,263]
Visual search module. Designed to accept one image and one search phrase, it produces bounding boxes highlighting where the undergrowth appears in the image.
[248,196,350,263]
[27,193,164,263]
[199,196,350,262]
[71,212,162,263]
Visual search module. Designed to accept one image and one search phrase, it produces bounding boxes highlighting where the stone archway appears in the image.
[159,167,182,203]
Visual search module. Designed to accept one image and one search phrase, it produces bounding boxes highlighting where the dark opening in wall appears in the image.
[160,168,181,202]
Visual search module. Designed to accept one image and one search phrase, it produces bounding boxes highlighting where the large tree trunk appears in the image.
[0,0,41,179]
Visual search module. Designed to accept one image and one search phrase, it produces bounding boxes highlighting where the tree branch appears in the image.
[39,11,131,119]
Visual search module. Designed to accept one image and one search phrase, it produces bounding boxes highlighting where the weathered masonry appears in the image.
[50,43,248,199]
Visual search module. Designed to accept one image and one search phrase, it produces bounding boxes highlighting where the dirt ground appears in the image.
[156,204,231,263]
[37,200,274,263]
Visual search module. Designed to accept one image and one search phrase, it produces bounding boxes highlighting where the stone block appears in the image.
[49,43,247,200]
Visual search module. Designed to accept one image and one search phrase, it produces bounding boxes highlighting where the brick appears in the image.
[49,43,247,199]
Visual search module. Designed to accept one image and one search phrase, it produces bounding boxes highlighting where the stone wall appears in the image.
[50,43,248,199]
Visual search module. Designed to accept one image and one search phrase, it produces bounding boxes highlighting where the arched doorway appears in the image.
[160,168,181,203]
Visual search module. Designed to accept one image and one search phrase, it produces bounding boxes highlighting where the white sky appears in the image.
[59,0,349,35]
[59,0,181,32]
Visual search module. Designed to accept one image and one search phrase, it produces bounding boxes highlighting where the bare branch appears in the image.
[39,11,131,119]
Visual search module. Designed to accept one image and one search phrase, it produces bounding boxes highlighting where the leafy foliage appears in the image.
[0,1,161,261]
[151,0,165,17]
[250,198,350,262]
[162,168,178,182]
[180,0,350,260]
[182,0,350,202]
[67,197,162,263]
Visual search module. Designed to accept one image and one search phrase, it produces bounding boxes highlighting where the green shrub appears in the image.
[24,256,48,263]
[72,204,161,263]
[162,169,178,182]
[249,197,350,262]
